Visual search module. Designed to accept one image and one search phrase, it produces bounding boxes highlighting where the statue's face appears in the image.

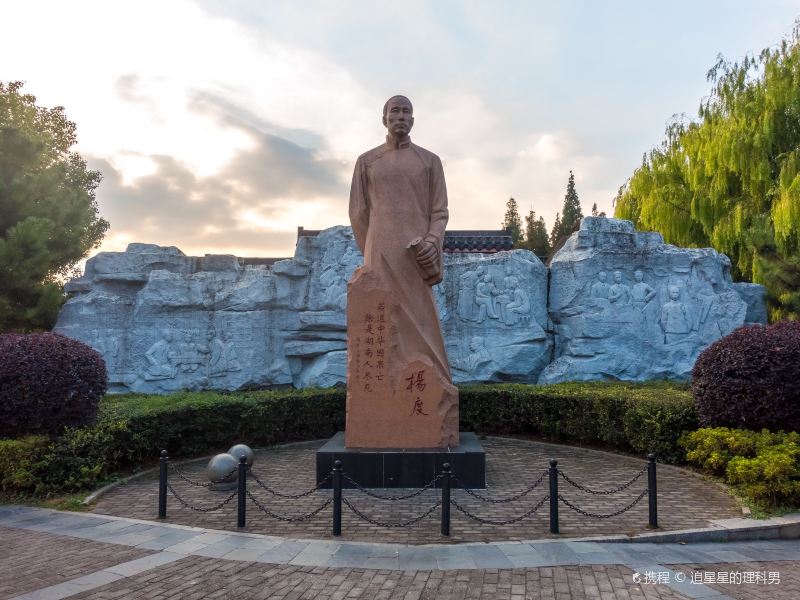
[598,271,607,282]
[383,97,414,136]
[163,330,173,342]
[614,271,622,283]
[669,286,680,300]
[634,270,643,282]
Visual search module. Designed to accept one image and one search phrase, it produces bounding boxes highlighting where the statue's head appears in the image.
[597,271,607,282]
[382,95,414,137]
[668,285,680,300]
[207,329,216,340]
[162,329,173,342]
[634,269,644,281]
[613,270,623,283]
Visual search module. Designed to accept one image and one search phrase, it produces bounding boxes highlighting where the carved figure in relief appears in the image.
[494,265,516,322]
[434,282,449,321]
[631,269,656,311]
[504,277,532,325]
[608,270,631,305]
[103,329,121,373]
[591,271,610,299]
[453,336,492,372]
[144,329,178,380]
[660,285,691,343]
[457,265,484,321]
[176,329,203,372]
[475,272,500,323]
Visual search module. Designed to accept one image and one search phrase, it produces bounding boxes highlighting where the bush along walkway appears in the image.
[3,505,800,599]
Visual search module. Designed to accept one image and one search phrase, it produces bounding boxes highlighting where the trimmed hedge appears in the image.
[0,381,696,497]
[0,332,107,437]
[692,321,800,431]
[461,381,696,463]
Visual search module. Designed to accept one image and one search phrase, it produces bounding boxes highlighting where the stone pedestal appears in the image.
[316,431,485,489]
[345,269,458,448]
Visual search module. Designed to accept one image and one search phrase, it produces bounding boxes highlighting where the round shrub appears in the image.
[0,332,107,437]
[692,321,800,431]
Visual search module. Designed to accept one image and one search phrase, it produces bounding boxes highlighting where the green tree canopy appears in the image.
[501,196,524,245]
[558,171,583,238]
[524,209,550,259]
[0,81,108,331]
[614,25,800,319]
[549,212,561,250]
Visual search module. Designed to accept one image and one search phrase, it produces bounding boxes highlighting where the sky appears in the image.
[2,0,799,260]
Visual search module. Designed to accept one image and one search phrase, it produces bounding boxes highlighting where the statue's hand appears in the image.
[415,240,438,268]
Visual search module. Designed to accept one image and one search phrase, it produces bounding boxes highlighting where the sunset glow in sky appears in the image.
[3,1,798,260]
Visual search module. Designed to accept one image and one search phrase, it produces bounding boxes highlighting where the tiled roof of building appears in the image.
[297,227,513,253]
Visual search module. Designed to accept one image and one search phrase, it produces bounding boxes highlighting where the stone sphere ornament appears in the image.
[227,443,255,468]
[206,453,238,490]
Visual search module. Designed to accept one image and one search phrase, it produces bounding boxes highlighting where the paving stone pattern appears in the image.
[66,555,691,600]
[91,438,741,544]
[0,524,152,599]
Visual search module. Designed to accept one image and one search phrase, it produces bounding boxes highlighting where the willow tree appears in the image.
[615,24,800,319]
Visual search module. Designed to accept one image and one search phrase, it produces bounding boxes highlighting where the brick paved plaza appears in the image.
[2,438,798,599]
[3,510,800,599]
[91,437,741,543]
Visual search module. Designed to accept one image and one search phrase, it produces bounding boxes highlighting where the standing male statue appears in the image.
[345,95,458,448]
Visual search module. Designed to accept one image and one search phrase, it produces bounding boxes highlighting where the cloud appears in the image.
[89,127,347,258]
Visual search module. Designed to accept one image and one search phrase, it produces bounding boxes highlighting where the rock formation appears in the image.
[54,219,765,393]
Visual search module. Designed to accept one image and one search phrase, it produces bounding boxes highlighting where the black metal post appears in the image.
[158,450,168,519]
[549,458,559,534]
[332,460,342,537]
[237,455,247,528]
[441,463,451,537]
[648,453,658,529]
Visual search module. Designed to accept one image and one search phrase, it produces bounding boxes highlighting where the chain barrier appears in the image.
[452,470,547,504]
[166,481,238,512]
[450,494,550,526]
[169,461,237,487]
[250,470,332,499]
[342,497,442,528]
[246,490,332,522]
[342,473,443,501]
[558,465,647,496]
[558,488,648,519]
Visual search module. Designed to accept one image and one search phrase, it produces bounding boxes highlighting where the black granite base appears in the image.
[315,431,485,489]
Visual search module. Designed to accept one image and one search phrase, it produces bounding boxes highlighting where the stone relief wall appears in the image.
[540,217,757,383]
[54,219,765,393]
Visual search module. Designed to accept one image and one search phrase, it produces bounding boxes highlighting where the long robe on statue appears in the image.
[345,135,459,448]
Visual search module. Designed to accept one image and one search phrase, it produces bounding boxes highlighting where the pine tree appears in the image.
[591,202,606,217]
[549,212,561,250]
[501,197,524,246]
[557,171,583,239]
[524,210,550,259]
[0,81,108,331]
